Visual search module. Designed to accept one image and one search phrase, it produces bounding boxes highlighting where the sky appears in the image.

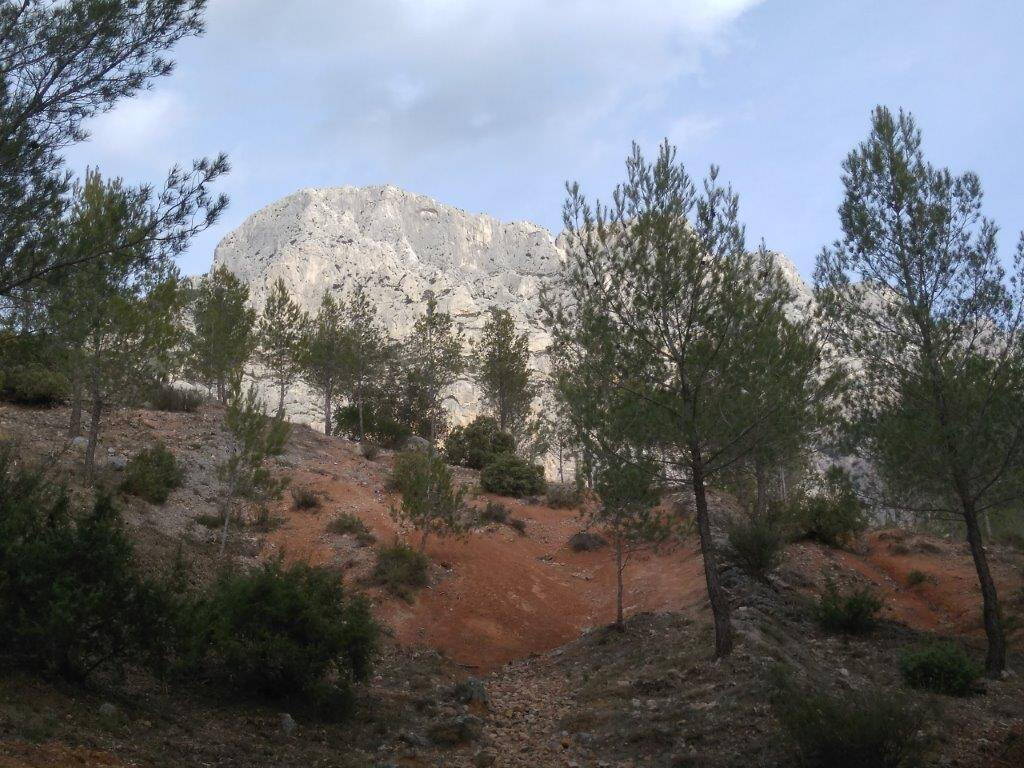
[63,0,1024,280]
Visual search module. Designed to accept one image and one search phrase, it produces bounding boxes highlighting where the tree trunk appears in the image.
[84,392,102,481]
[278,379,286,414]
[419,528,429,554]
[961,495,1006,675]
[754,458,768,518]
[323,381,332,436]
[615,536,624,630]
[357,388,365,442]
[216,377,226,404]
[219,499,232,555]
[67,368,82,438]
[690,443,733,658]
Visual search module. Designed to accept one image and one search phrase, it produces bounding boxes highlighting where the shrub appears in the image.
[905,569,929,587]
[771,668,926,768]
[444,416,516,470]
[0,452,172,679]
[569,531,608,552]
[389,450,467,550]
[250,506,283,533]
[815,580,882,634]
[150,384,204,413]
[326,513,376,545]
[372,543,429,600]
[725,513,785,579]
[334,403,411,449]
[546,483,580,509]
[507,516,527,535]
[0,334,68,407]
[790,467,867,547]
[478,500,510,524]
[120,444,185,504]
[291,487,320,510]
[899,641,980,696]
[360,441,380,460]
[183,559,379,706]
[480,453,545,497]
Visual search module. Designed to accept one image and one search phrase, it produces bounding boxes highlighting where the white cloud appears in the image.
[87,91,186,158]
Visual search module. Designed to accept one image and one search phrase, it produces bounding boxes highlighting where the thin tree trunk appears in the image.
[67,367,82,438]
[323,381,332,436]
[84,392,102,481]
[615,536,624,630]
[754,458,768,518]
[419,528,429,554]
[779,466,788,505]
[357,386,365,442]
[961,495,1006,675]
[690,443,733,658]
[216,377,226,404]
[278,379,286,414]
[219,498,232,555]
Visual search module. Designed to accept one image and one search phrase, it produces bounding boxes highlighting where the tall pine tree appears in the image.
[255,278,307,413]
[301,292,350,436]
[545,141,829,658]
[187,266,256,403]
[342,284,389,442]
[816,106,1024,675]
[404,297,465,446]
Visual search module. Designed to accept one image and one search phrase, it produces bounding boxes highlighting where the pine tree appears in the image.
[187,266,256,403]
[343,284,390,442]
[815,106,1024,675]
[217,377,290,554]
[592,452,669,629]
[473,308,536,438]
[46,170,185,478]
[545,141,829,658]
[0,1,228,302]
[301,292,350,436]
[390,450,467,553]
[404,297,465,446]
[255,278,307,413]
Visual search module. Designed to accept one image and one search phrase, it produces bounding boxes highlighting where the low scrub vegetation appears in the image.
[480,453,545,497]
[291,486,320,510]
[0,335,68,407]
[444,416,515,470]
[899,641,980,696]
[150,384,204,413]
[789,467,867,548]
[372,543,429,600]
[725,512,786,579]
[120,444,185,504]
[181,558,378,716]
[815,580,882,634]
[545,483,580,509]
[771,668,927,768]
[326,513,376,545]
[478,500,510,524]
[0,452,174,680]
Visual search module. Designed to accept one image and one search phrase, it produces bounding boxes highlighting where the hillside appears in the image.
[1,401,1022,767]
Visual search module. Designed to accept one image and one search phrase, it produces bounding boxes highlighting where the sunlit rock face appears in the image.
[212,185,563,431]
[213,184,814,451]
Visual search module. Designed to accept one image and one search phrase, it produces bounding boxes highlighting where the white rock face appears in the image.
[213,185,563,431]
[213,185,814,441]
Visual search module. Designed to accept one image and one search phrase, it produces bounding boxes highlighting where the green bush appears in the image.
[372,543,429,600]
[0,366,69,406]
[546,483,580,509]
[0,451,172,679]
[790,467,867,547]
[905,569,928,587]
[725,513,786,579]
[899,641,980,696]
[480,453,545,497]
[291,487,320,510]
[150,384,204,413]
[183,559,378,707]
[478,500,510,524]
[771,668,926,768]
[334,402,411,449]
[326,513,376,545]
[120,444,185,504]
[0,334,68,407]
[815,580,882,634]
[444,416,516,470]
